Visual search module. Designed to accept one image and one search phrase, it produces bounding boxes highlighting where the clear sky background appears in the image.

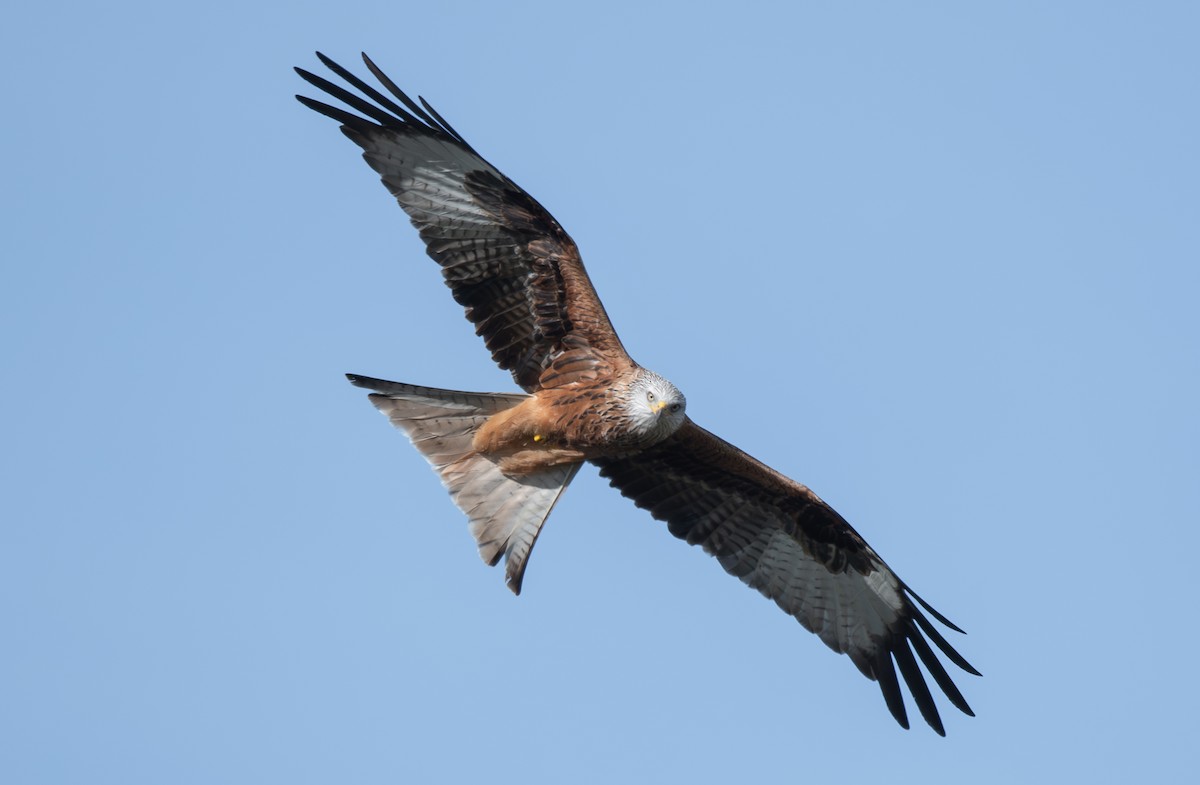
[3,2,1198,782]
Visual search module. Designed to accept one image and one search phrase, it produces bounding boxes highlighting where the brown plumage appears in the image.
[297,52,980,735]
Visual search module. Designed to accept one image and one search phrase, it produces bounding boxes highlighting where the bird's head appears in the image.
[624,369,687,441]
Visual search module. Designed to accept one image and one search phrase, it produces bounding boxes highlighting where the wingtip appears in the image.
[893,640,946,735]
[361,51,383,75]
[907,585,968,634]
[874,653,911,731]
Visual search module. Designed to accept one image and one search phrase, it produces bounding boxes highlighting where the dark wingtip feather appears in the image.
[315,52,429,129]
[873,652,910,731]
[295,94,373,132]
[906,586,967,634]
[418,95,471,148]
[911,606,982,677]
[892,640,946,735]
[906,622,975,716]
[360,52,440,127]
[295,66,406,130]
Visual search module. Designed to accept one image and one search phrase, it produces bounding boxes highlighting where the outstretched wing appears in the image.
[296,53,630,392]
[591,421,980,735]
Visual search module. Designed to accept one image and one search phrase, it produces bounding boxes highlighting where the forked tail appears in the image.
[347,374,581,594]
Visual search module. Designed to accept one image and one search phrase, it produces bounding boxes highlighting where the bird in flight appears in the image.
[296,52,979,735]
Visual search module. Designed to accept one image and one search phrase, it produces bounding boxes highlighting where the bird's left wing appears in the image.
[590,420,979,735]
[295,53,631,392]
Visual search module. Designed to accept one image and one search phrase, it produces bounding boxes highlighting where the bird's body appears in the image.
[297,52,980,735]
[471,371,685,473]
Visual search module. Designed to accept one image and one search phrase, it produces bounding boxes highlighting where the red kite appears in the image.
[297,52,979,734]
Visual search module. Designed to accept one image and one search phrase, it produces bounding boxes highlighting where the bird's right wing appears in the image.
[296,53,631,392]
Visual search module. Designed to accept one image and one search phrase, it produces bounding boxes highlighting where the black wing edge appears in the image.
[294,51,479,155]
[870,586,981,736]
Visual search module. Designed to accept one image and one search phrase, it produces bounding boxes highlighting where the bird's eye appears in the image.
[670,403,681,413]
[647,391,656,402]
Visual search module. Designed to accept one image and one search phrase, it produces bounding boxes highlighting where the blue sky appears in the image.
[3,1,1198,782]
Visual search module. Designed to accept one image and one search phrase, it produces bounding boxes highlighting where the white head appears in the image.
[623,369,687,441]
